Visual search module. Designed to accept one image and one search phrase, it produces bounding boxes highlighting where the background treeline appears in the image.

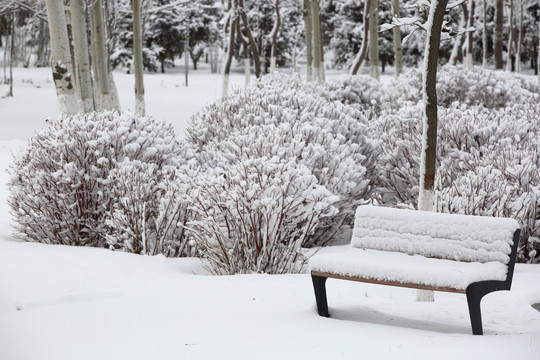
[1,0,539,77]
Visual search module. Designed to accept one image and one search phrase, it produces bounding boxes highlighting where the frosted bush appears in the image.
[105,161,194,257]
[382,65,540,110]
[188,74,376,246]
[8,111,188,247]
[188,156,339,275]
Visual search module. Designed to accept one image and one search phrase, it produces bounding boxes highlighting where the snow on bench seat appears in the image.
[309,248,509,291]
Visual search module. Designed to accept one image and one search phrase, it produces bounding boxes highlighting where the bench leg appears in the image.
[466,281,506,335]
[466,288,483,335]
[312,275,330,317]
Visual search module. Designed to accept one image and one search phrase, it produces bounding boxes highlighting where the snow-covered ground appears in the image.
[1,66,540,360]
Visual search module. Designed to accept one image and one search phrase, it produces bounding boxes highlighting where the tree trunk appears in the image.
[465,0,475,69]
[494,0,504,69]
[9,12,14,97]
[45,0,79,116]
[482,0,487,68]
[238,0,261,78]
[270,0,281,75]
[222,5,236,98]
[132,0,145,115]
[417,0,450,302]
[69,0,95,112]
[236,19,251,84]
[506,0,514,71]
[449,4,468,65]
[392,0,403,76]
[516,0,523,73]
[369,0,380,80]
[311,0,322,82]
[303,0,313,81]
[91,0,119,110]
[351,0,370,75]
[185,29,189,87]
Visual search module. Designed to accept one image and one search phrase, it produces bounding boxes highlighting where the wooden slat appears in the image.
[311,271,466,294]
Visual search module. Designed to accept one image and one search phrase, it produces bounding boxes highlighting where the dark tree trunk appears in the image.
[494,0,504,69]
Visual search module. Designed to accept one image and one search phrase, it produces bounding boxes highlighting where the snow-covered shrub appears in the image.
[188,156,339,275]
[188,73,376,246]
[382,66,540,110]
[315,74,382,115]
[370,102,540,263]
[8,111,188,247]
[105,161,194,257]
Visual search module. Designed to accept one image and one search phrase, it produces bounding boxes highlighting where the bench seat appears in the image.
[310,248,509,292]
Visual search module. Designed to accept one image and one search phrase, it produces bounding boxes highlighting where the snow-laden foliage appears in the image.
[188,73,375,247]
[105,161,194,257]
[312,74,382,115]
[382,65,540,110]
[188,156,339,275]
[370,102,540,263]
[8,111,188,247]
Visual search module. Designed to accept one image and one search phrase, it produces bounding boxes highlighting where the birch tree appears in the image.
[369,0,380,80]
[507,0,515,71]
[222,0,236,97]
[464,0,475,69]
[91,0,119,110]
[516,0,523,73]
[45,0,78,116]
[494,0,504,69]
[482,0,487,68]
[303,0,313,81]
[351,0,370,75]
[69,0,94,112]
[393,0,403,76]
[131,0,145,115]
[311,0,322,82]
[417,0,450,302]
[449,3,467,65]
[270,0,281,74]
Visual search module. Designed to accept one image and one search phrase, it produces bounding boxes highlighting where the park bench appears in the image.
[309,205,521,335]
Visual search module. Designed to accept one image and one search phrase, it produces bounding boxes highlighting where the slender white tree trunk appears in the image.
[392,0,403,76]
[516,0,523,73]
[8,13,14,97]
[507,0,514,71]
[222,3,236,98]
[244,58,251,85]
[350,0,370,75]
[465,0,475,69]
[303,0,313,81]
[417,0,450,302]
[270,0,280,75]
[482,0,487,68]
[45,0,79,116]
[91,0,119,110]
[132,0,145,115]
[311,0,322,82]
[70,0,95,112]
[449,4,467,65]
[369,0,380,81]
[185,28,189,87]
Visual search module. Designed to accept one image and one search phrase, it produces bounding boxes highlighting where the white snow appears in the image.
[1,66,540,359]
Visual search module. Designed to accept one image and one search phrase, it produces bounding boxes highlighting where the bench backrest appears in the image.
[351,206,520,264]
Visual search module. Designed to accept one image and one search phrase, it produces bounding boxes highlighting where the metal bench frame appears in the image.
[311,229,521,335]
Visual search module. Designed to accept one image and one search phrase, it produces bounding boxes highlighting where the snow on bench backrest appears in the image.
[351,206,520,264]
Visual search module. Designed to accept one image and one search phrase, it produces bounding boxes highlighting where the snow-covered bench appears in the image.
[309,205,521,335]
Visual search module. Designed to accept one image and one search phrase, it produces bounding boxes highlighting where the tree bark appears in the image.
[45,0,79,116]
[270,0,281,74]
[494,0,504,69]
[369,0,380,81]
[238,0,261,78]
[9,12,14,97]
[185,28,189,86]
[236,18,251,84]
[69,0,95,112]
[91,0,119,110]
[417,0,450,302]
[516,0,523,73]
[465,0,475,69]
[506,0,514,71]
[392,0,403,76]
[131,0,145,115]
[303,0,313,81]
[222,3,236,98]
[449,4,468,65]
[311,0,322,82]
[482,0,487,68]
[351,0,370,75]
